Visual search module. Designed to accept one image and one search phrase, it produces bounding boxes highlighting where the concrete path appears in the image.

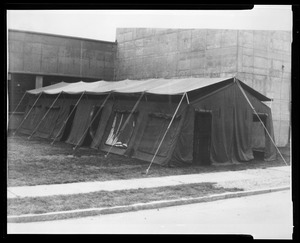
[8,190,292,239]
[7,166,290,199]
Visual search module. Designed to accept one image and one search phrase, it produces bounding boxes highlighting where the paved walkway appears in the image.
[7,166,290,199]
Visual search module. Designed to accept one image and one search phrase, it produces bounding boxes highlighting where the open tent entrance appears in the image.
[193,111,212,165]
[60,105,77,142]
[251,113,268,159]
[81,106,103,147]
[105,110,137,149]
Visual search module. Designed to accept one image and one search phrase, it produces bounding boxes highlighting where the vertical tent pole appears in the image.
[105,92,144,158]
[28,92,62,139]
[8,92,28,127]
[13,92,43,135]
[51,91,85,145]
[145,92,186,175]
[73,92,111,152]
[235,80,288,166]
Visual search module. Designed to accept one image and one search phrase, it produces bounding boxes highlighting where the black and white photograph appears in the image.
[6,5,294,239]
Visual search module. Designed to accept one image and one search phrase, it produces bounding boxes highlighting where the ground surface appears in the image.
[7,135,291,218]
[7,135,290,187]
[7,190,293,239]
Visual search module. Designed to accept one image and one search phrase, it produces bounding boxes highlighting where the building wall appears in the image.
[8,29,117,80]
[115,28,239,80]
[235,30,291,147]
[115,28,291,146]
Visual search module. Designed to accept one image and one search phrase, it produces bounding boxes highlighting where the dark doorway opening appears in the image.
[252,113,268,159]
[82,106,103,147]
[61,105,77,142]
[193,111,212,165]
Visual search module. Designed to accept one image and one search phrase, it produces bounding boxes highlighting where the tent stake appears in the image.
[105,92,144,158]
[13,92,43,136]
[145,92,186,175]
[236,80,289,166]
[8,92,28,130]
[28,92,62,140]
[73,92,111,152]
[51,91,85,145]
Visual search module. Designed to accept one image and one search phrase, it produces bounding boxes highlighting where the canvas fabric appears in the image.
[19,78,276,166]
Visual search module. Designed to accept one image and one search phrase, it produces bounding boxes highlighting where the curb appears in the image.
[7,186,290,223]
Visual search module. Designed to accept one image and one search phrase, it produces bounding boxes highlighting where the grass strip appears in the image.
[7,136,290,187]
[8,182,242,216]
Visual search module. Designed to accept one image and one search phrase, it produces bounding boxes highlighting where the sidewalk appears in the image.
[7,166,291,199]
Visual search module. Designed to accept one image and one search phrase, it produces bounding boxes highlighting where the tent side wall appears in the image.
[90,100,114,149]
[169,105,195,166]
[92,97,188,166]
[130,99,188,166]
[34,97,70,139]
[18,95,82,140]
[189,82,276,164]
[236,85,277,161]
[49,98,79,140]
[18,95,52,136]
[190,83,236,163]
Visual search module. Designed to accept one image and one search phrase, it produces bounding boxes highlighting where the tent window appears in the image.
[105,111,137,149]
[138,114,181,157]
[253,113,267,123]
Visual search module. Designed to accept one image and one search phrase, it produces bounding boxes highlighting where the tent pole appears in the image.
[145,93,186,175]
[236,80,288,166]
[51,91,85,145]
[105,92,144,158]
[185,93,190,104]
[13,92,43,136]
[28,92,62,140]
[73,92,111,152]
[8,92,28,128]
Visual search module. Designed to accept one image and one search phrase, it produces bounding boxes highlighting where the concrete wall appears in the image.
[115,28,291,146]
[235,30,291,147]
[8,30,117,80]
[115,28,238,80]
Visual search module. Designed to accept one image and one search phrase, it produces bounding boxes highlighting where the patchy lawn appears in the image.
[7,182,242,216]
[7,135,290,187]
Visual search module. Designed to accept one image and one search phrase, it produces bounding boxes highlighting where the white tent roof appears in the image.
[27,77,233,95]
[26,77,271,101]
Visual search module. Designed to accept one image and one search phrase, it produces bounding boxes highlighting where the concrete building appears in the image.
[114,28,291,147]
[8,29,117,112]
[7,28,291,147]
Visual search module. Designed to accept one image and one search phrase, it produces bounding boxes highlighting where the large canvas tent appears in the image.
[14,77,277,166]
